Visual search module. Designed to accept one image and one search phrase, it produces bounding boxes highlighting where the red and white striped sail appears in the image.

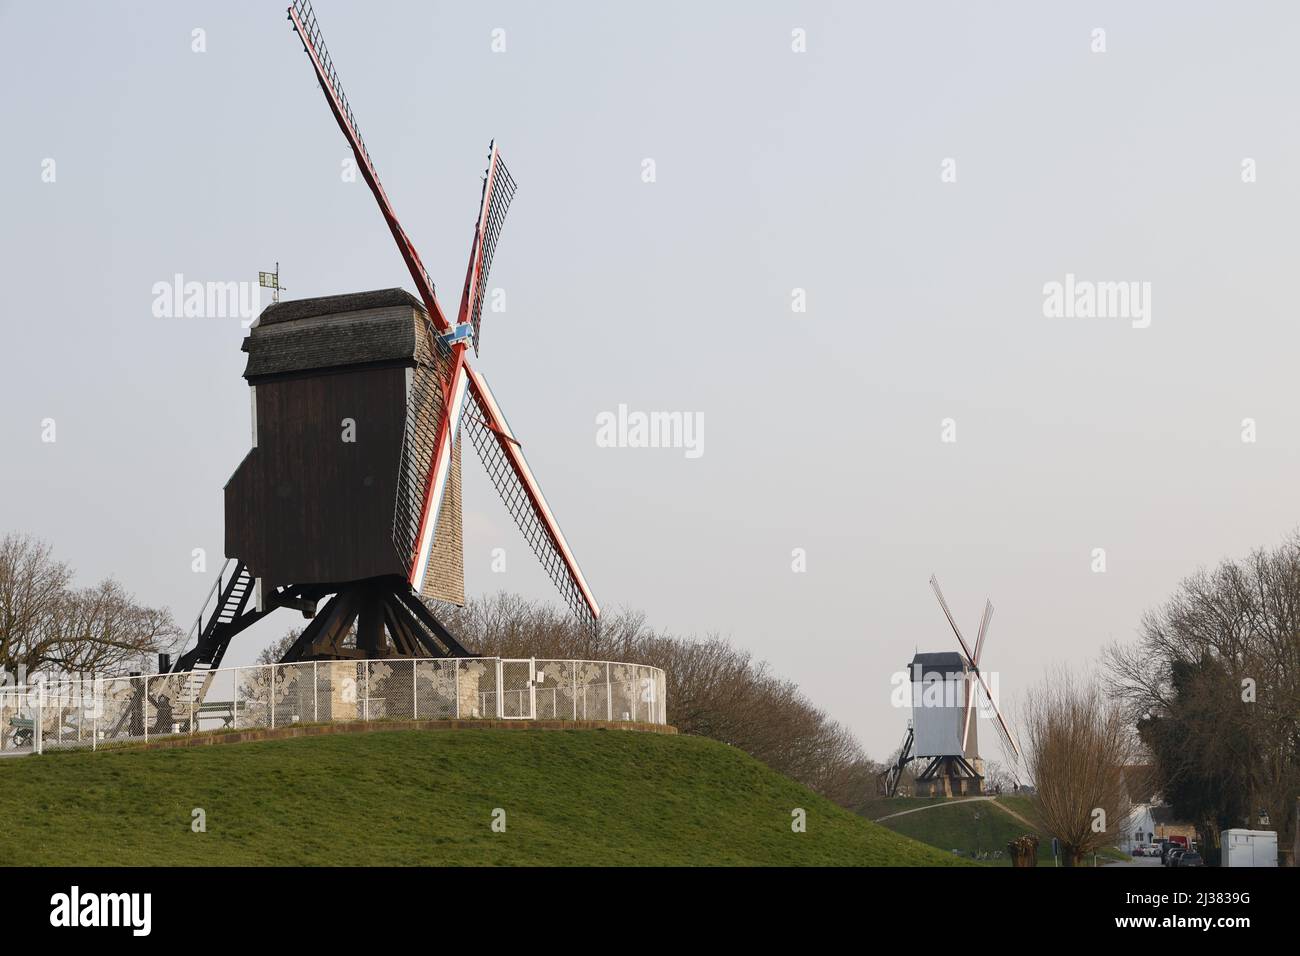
[463,367,600,624]
[287,0,450,333]
[457,142,517,355]
[287,0,600,628]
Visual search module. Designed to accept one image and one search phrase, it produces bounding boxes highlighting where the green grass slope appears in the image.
[874,798,1037,864]
[0,729,966,866]
[871,796,1127,865]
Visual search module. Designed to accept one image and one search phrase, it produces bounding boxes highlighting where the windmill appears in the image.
[154,0,600,705]
[882,576,1020,798]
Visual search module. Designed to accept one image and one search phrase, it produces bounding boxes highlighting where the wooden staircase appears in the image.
[107,562,269,737]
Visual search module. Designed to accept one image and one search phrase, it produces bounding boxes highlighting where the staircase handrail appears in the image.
[173,558,233,667]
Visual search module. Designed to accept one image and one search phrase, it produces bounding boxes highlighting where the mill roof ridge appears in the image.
[256,287,427,326]
[910,650,967,669]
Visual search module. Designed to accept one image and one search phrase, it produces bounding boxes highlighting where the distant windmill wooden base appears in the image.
[914,748,985,798]
[161,0,602,694]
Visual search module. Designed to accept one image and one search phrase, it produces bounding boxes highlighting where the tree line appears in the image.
[0,534,181,680]
[1105,531,1300,861]
[1017,531,1300,865]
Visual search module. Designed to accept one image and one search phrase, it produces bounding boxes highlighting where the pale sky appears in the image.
[3,1,1299,760]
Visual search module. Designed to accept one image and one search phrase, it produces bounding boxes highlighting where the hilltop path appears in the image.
[874,795,1036,830]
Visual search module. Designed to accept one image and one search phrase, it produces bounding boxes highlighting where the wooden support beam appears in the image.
[381,598,420,657]
[394,587,472,657]
[268,577,468,662]
[356,587,386,658]
[386,593,443,658]
[282,588,361,661]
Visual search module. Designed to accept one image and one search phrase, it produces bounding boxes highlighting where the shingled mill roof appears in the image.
[241,288,429,380]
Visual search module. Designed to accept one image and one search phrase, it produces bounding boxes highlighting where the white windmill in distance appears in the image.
[885,576,1022,798]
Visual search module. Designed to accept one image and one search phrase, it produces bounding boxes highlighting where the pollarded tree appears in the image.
[1023,666,1137,866]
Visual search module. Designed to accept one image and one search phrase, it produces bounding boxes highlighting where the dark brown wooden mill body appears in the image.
[205,288,469,663]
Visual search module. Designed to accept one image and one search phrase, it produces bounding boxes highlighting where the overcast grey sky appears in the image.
[3,1,1300,760]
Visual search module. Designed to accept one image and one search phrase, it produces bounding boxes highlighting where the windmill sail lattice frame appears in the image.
[288,0,601,629]
[928,575,1020,760]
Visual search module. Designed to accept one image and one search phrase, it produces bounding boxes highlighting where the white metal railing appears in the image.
[0,657,667,756]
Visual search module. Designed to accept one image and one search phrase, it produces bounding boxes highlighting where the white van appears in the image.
[1221,829,1277,867]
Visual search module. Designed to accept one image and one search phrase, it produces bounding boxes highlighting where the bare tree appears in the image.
[0,534,70,676]
[0,533,182,677]
[44,579,183,674]
[256,629,302,665]
[983,760,1016,795]
[1023,666,1136,866]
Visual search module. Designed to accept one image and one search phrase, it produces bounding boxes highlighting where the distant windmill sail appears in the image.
[929,574,1020,760]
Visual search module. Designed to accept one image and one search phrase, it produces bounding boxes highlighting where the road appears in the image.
[1104,854,1163,867]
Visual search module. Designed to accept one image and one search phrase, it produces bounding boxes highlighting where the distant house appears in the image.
[1150,804,1198,844]
[1118,764,1195,851]
[1121,803,1158,852]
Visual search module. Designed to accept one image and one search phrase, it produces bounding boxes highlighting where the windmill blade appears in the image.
[287,0,451,331]
[462,365,600,628]
[972,600,993,666]
[975,669,1021,758]
[457,142,518,355]
[960,672,976,753]
[402,337,470,592]
[929,574,977,663]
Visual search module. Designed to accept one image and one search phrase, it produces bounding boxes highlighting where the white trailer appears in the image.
[1221,829,1277,868]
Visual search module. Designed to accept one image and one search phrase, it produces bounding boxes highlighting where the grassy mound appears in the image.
[0,729,965,866]
[868,794,1127,865]
[873,797,1037,863]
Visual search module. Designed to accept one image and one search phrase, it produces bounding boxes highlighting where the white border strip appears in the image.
[411,367,469,589]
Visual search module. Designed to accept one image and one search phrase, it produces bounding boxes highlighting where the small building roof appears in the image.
[241,288,429,380]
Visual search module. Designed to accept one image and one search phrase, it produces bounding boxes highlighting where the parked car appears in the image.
[1159,839,1188,865]
[1165,848,1185,867]
[1175,851,1204,867]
